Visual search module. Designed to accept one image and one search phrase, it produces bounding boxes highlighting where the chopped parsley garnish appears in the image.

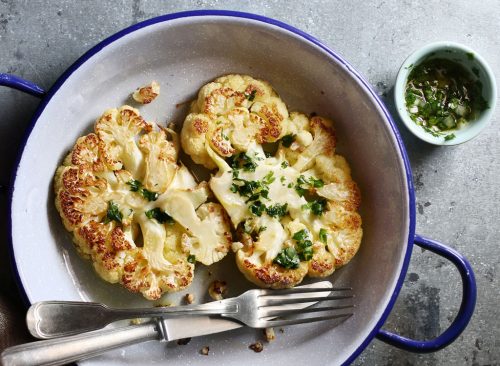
[281,161,289,169]
[265,203,289,218]
[308,176,324,188]
[290,229,314,262]
[141,189,159,202]
[126,179,141,192]
[231,179,268,202]
[280,134,296,148]
[274,228,320,269]
[249,201,266,216]
[273,247,300,269]
[295,175,324,196]
[245,89,257,101]
[187,254,196,264]
[444,133,456,141]
[145,208,173,224]
[227,152,257,172]
[104,201,123,224]
[302,198,327,216]
[319,228,328,244]
[262,171,275,185]
[221,129,229,141]
[258,226,267,233]
[127,179,159,201]
[297,241,313,261]
[295,175,309,196]
[292,229,308,242]
[280,176,286,184]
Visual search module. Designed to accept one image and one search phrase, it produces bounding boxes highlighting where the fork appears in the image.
[28,286,354,339]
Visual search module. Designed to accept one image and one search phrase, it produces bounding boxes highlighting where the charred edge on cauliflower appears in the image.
[54,105,232,300]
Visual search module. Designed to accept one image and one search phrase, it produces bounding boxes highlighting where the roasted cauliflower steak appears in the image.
[54,105,232,300]
[182,75,362,289]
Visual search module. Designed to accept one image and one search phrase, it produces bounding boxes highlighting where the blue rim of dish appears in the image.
[7,10,416,365]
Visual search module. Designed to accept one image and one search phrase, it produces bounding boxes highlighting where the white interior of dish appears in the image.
[11,16,410,366]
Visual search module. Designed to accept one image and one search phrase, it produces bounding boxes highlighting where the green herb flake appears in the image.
[298,246,313,261]
[127,179,159,201]
[292,229,309,242]
[258,226,267,234]
[444,133,456,141]
[309,176,324,188]
[249,201,266,217]
[273,247,300,269]
[104,201,123,224]
[280,134,296,148]
[227,152,257,172]
[466,52,475,61]
[262,171,275,185]
[265,203,289,218]
[126,179,142,192]
[187,254,196,264]
[319,228,328,244]
[245,89,257,101]
[281,161,289,169]
[302,199,327,216]
[295,175,308,197]
[291,230,314,261]
[145,208,173,224]
[141,188,159,202]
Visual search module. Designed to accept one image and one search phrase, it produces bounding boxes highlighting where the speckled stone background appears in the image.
[0,1,498,365]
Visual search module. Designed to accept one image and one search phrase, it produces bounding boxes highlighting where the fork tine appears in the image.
[258,287,351,296]
[263,313,353,328]
[260,294,353,307]
[262,304,354,318]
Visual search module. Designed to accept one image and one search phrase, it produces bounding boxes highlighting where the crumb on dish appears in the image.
[249,341,264,353]
[264,327,275,342]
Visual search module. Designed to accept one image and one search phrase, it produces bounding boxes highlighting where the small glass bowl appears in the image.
[394,41,497,145]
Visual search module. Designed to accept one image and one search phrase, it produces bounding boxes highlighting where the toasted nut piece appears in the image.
[208,280,227,300]
[185,293,195,304]
[200,346,209,356]
[264,327,275,342]
[249,341,264,353]
[132,81,160,104]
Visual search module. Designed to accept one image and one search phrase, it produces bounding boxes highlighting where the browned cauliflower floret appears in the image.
[181,74,289,169]
[132,81,160,104]
[54,106,232,300]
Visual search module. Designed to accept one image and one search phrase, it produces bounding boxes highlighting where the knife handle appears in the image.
[1,322,159,366]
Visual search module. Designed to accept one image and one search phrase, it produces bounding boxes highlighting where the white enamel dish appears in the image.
[2,10,476,365]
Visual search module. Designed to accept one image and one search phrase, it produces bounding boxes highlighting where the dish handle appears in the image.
[375,234,477,353]
[0,73,46,98]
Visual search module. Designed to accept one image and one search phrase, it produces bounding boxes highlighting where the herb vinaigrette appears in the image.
[405,58,488,140]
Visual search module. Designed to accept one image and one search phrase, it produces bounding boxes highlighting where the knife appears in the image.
[1,281,333,366]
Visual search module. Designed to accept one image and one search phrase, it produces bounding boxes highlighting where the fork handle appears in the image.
[28,300,237,338]
[1,322,159,366]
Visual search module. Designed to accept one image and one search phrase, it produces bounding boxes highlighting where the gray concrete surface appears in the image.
[0,0,498,365]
